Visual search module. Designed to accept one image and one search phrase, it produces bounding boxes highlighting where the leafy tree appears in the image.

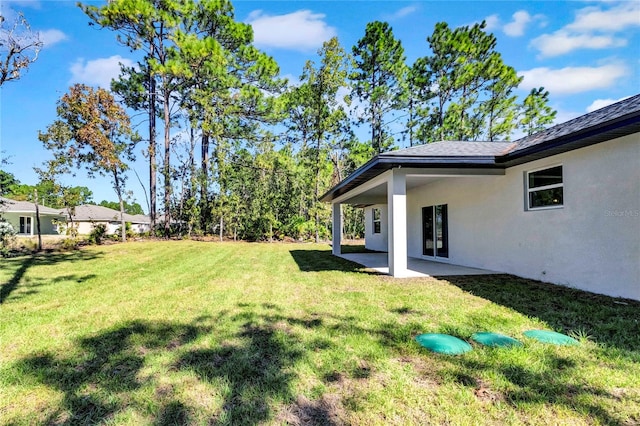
[0,12,43,86]
[82,0,284,238]
[419,22,499,141]
[285,37,351,242]
[39,84,138,242]
[410,21,552,143]
[81,0,189,235]
[33,159,94,236]
[520,87,557,136]
[351,21,406,154]
[174,0,284,235]
[404,56,434,146]
[479,65,522,141]
[0,170,19,196]
[99,200,144,215]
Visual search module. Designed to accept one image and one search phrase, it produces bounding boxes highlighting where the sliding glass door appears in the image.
[422,205,448,258]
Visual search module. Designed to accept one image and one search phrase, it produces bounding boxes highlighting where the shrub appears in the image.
[0,220,16,257]
[115,222,135,239]
[59,238,80,251]
[88,223,107,245]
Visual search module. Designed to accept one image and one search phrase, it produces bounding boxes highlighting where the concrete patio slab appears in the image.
[337,252,499,277]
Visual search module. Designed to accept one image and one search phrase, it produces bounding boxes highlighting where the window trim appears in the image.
[19,216,33,235]
[372,207,381,234]
[525,164,564,211]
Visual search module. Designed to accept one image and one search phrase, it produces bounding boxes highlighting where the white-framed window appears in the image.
[372,208,381,234]
[19,216,32,234]
[526,165,563,210]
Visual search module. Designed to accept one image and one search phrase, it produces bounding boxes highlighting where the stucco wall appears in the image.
[364,204,388,252]
[369,134,640,300]
[74,221,121,235]
[1,213,61,235]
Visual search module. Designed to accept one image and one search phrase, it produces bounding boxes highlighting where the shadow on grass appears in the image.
[289,249,382,275]
[174,303,342,425]
[444,352,639,425]
[13,319,208,425]
[443,274,640,352]
[7,294,638,424]
[0,250,103,304]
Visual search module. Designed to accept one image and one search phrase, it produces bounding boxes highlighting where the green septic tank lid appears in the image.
[523,330,579,346]
[471,332,523,348]
[415,333,473,355]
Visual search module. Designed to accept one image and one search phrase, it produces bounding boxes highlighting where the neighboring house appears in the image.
[0,197,66,236]
[321,95,640,301]
[68,204,151,235]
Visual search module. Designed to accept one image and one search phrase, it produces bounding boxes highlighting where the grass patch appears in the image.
[1,241,639,425]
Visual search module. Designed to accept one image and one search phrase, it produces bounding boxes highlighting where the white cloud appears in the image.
[385,5,419,20]
[69,55,134,88]
[246,10,337,52]
[531,31,626,57]
[483,14,500,31]
[586,96,630,112]
[503,11,532,37]
[518,63,628,95]
[567,3,640,32]
[38,29,67,47]
[531,2,640,56]
[480,11,544,36]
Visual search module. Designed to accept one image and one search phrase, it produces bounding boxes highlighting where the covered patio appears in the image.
[323,163,506,277]
[337,252,498,277]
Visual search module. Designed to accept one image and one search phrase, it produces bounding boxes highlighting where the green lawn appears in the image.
[1,241,638,425]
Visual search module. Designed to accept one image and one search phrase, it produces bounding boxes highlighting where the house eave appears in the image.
[0,210,65,217]
[319,155,502,202]
[499,112,640,167]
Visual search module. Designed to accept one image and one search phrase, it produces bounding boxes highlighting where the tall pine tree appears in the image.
[351,21,406,154]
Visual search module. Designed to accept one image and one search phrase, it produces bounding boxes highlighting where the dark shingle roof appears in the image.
[321,94,640,202]
[513,94,640,152]
[385,141,516,157]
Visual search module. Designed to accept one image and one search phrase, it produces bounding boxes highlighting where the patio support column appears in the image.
[332,202,342,255]
[387,168,407,277]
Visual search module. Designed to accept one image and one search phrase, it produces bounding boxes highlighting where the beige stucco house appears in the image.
[322,95,640,301]
[68,204,151,235]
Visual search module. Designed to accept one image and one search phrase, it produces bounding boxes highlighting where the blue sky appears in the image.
[1,0,639,211]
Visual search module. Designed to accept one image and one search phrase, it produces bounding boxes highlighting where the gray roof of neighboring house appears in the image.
[128,214,152,224]
[70,204,150,224]
[0,197,66,216]
[321,94,640,202]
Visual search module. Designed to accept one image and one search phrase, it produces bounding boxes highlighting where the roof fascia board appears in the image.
[1,210,64,216]
[319,156,382,202]
[331,169,392,204]
[500,114,640,166]
[377,155,502,167]
[401,167,505,176]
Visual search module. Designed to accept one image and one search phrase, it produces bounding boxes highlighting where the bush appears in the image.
[88,223,107,245]
[59,238,80,251]
[0,220,16,257]
[111,222,136,240]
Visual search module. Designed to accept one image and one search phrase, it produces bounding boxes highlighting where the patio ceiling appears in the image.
[332,168,504,205]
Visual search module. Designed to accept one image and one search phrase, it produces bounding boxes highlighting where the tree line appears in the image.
[6,0,557,242]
